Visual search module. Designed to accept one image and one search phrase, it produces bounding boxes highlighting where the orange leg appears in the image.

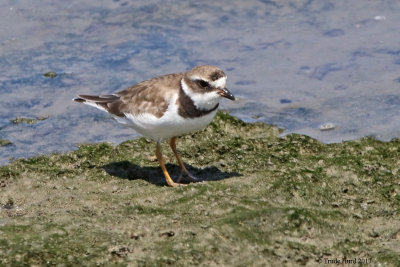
[155,142,183,187]
[169,137,198,183]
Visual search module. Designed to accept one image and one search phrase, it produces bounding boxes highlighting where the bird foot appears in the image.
[177,171,199,183]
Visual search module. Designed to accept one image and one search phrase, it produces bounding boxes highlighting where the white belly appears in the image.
[114,105,217,142]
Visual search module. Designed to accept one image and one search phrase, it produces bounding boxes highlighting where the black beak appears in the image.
[218,88,235,101]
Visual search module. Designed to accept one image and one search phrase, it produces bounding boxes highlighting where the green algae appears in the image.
[10,116,48,125]
[0,139,12,147]
[43,71,57,78]
[0,111,399,266]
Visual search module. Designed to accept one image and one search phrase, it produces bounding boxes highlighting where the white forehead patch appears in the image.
[210,76,227,88]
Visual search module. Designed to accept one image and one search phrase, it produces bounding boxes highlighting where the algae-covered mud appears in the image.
[1,112,399,266]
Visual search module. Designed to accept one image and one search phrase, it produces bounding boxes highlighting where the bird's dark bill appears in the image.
[218,88,235,100]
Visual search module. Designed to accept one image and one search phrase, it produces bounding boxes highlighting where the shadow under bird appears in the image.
[73,65,235,187]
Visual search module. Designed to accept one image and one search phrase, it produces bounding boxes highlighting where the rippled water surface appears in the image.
[1,0,399,165]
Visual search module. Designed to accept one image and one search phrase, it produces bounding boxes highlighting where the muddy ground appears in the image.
[1,112,399,266]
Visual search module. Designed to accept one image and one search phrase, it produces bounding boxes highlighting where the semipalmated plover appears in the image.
[74,65,235,187]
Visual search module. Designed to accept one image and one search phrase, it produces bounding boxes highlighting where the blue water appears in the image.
[1,0,400,165]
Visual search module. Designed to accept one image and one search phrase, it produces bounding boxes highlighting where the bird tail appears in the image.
[73,94,125,117]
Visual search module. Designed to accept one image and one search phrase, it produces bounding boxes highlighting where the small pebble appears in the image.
[374,15,386,21]
[319,123,336,131]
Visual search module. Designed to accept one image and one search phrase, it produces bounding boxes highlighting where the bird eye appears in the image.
[197,80,209,88]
